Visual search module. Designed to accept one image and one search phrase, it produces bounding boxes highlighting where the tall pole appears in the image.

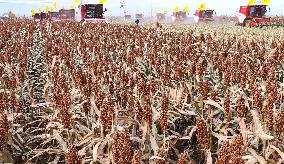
[151,2,153,19]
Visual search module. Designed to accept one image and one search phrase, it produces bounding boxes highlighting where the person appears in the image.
[251,18,258,27]
[135,19,140,26]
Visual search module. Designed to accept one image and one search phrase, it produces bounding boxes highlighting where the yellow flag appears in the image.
[53,2,57,9]
[198,3,206,10]
[262,0,270,5]
[45,6,49,12]
[62,6,64,9]
[163,9,168,14]
[38,8,42,13]
[99,0,107,3]
[247,0,255,6]
[31,9,35,16]
[74,0,81,2]
[70,5,76,9]
[174,6,179,12]
[183,6,189,12]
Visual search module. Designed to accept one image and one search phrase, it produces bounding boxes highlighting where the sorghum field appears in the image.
[1,19,284,164]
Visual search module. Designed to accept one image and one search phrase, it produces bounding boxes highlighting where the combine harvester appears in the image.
[134,13,144,21]
[172,6,189,23]
[31,2,107,23]
[124,14,132,21]
[194,3,215,23]
[236,0,284,27]
[156,12,166,22]
[78,3,108,23]
[33,12,48,21]
[59,9,75,21]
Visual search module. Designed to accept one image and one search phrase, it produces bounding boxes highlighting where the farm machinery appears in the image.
[172,11,187,23]
[236,5,284,27]
[156,13,166,22]
[134,13,144,20]
[34,10,73,22]
[124,14,132,21]
[194,9,214,23]
[33,12,47,21]
[79,3,107,23]
[47,11,60,21]
[59,9,75,21]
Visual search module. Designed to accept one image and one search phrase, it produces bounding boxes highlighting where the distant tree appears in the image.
[8,11,16,18]
[2,11,16,19]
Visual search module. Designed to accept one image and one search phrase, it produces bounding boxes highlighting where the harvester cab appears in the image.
[194,9,214,23]
[59,9,75,21]
[156,13,166,22]
[172,11,187,23]
[236,5,269,27]
[80,4,107,23]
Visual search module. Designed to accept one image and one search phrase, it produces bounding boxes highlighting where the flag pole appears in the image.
[151,1,153,19]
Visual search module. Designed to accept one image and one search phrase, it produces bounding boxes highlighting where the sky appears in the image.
[0,0,283,17]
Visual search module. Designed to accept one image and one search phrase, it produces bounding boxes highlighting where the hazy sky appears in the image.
[0,0,283,17]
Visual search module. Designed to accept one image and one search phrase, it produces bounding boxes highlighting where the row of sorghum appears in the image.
[160,94,169,132]
[54,74,72,128]
[66,141,82,164]
[100,96,115,130]
[196,117,210,149]
[112,130,131,164]
[0,113,9,151]
[216,135,244,164]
